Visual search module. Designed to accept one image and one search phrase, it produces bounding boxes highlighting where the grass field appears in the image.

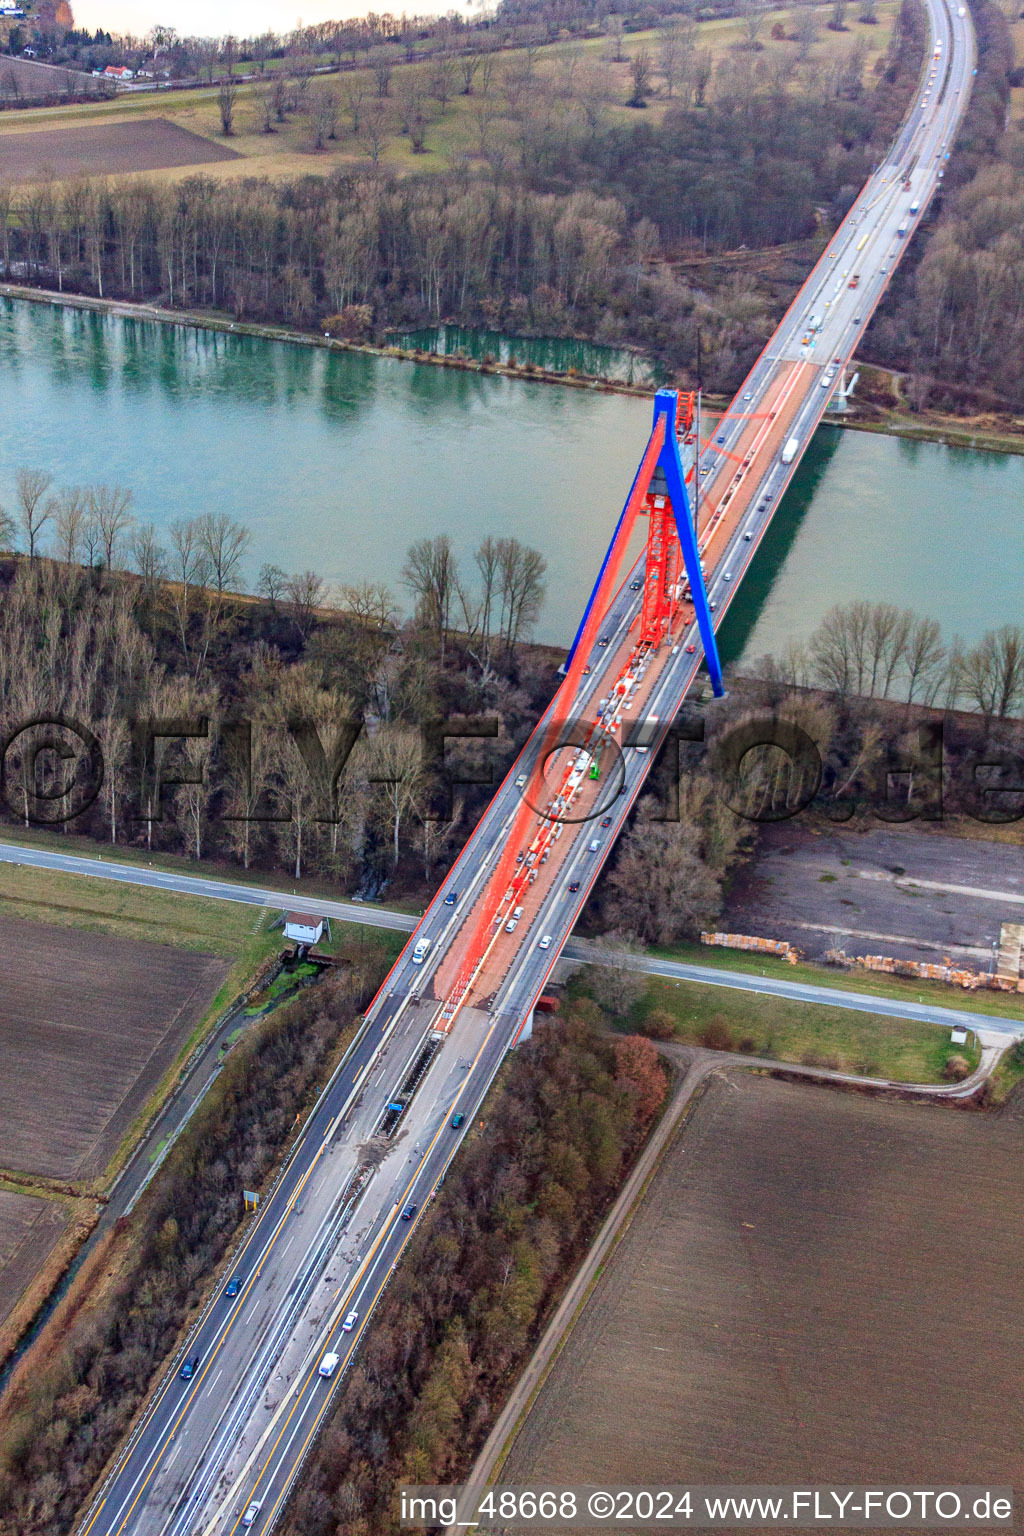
[627,972,983,1081]
[0,856,270,955]
[0,2,901,185]
[501,1072,1024,1495]
[0,913,229,1180]
[653,973,980,1079]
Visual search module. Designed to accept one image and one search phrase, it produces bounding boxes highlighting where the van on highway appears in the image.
[412,939,430,964]
[180,1355,200,1381]
[319,1352,340,1378]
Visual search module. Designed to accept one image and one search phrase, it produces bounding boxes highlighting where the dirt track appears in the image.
[0,915,227,1180]
[502,1073,1024,1516]
[0,118,240,181]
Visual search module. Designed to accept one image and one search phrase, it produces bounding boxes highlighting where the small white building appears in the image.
[284,911,325,948]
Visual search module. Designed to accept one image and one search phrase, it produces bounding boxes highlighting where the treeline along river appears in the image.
[1,297,1020,656]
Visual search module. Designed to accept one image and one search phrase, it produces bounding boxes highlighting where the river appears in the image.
[1,297,1019,657]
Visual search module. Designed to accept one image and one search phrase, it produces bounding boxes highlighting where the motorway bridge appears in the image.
[79,3,976,1531]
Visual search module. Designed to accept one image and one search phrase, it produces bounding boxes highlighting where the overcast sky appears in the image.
[74,0,475,39]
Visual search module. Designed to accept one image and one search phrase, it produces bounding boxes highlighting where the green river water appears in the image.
[1,297,1019,656]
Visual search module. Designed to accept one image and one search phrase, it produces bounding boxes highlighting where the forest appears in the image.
[0,0,928,394]
[4,0,1023,404]
[865,0,1024,407]
[0,503,557,898]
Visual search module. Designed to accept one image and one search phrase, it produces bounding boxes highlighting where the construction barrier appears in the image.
[701,932,801,964]
[853,954,1017,991]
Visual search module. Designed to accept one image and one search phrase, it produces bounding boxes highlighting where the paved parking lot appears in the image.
[724,823,1023,965]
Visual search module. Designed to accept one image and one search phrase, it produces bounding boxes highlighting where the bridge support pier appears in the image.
[829,366,859,413]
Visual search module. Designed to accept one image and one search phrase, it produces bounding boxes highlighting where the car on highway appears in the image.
[443,889,458,905]
[342,1310,358,1331]
[601,815,612,828]
[224,1277,241,1299]
[538,935,553,950]
[504,917,518,933]
[451,1111,465,1127]
[402,1205,418,1221]
[180,1355,200,1381]
[686,643,696,654]
[598,635,610,646]
[568,881,580,893]
[588,838,600,852]
[630,578,642,590]
[319,1352,340,1378]
[242,1502,262,1528]
[743,390,753,401]
[715,432,726,444]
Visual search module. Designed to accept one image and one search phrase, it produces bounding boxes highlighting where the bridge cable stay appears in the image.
[436,391,724,1034]
[435,421,666,1031]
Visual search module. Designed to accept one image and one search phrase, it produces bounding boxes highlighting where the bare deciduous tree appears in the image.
[358,99,391,164]
[130,522,168,596]
[90,484,134,569]
[627,48,653,107]
[403,534,459,661]
[257,562,288,606]
[15,468,54,558]
[196,511,250,595]
[218,77,238,135]
[285,569,327,637]
[52,486,89,565]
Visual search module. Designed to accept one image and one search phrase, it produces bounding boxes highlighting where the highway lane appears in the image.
[74,5,978,1531]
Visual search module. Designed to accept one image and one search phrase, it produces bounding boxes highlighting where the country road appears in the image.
[3,840,1019,1044]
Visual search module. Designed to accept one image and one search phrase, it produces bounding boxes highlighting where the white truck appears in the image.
[781,436,800,465]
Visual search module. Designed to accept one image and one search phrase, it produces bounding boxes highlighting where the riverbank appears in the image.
[0,282,653,400]
[7,280,1024,456]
